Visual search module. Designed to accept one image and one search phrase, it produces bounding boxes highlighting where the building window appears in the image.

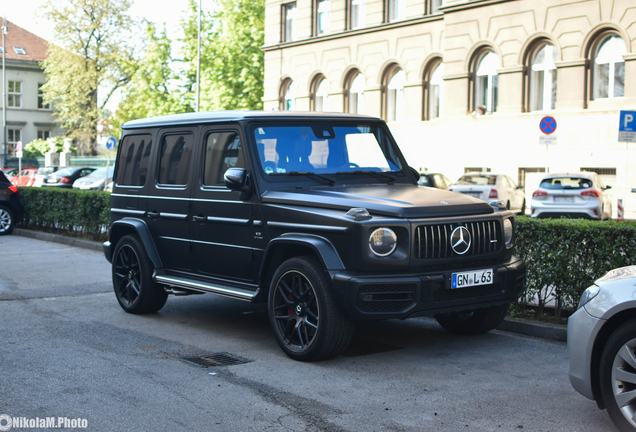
[38,83,50,110]
[283,3,297,42]
[387,0,405,22]
[386,68,405,121]
[529,44,557,111]
[347,72,364,114]
[427,62,444,120]
[37,130,51,140]
[282,80,296,111]
[593,35,626,99]
[350,0,365,29]
[313,77,329,111]
[8,81,22,108]
[475,51,499,113]
[429,0,442,14]
[7,129,21,156]
[316,0,330,36]
[13,47,27,55]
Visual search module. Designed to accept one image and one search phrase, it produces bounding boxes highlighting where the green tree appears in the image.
[39,0,138,155]
[111,22,191,132]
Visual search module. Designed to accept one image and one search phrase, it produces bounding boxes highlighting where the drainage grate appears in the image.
[181,352,252,367]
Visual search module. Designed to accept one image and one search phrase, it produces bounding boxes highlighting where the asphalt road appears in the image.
[0,235,617,432]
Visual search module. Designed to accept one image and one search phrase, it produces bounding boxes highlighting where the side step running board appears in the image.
[155,274,256,301]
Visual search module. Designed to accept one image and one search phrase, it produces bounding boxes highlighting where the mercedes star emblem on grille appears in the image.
[450,226,471,255]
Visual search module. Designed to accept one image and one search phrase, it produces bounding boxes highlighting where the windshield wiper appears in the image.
[335,170,397,184]
[271,171,336,186]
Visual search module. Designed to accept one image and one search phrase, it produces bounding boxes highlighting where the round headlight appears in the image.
[369,228,398,257]
[503,218,513,246]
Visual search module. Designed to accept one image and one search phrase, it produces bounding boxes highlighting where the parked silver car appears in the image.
[569,266,636,432]
[72,166,114,190]
[531,172,612,220]
[448,173,526,214]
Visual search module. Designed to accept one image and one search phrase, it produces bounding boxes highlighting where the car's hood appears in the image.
[261,184,494,218]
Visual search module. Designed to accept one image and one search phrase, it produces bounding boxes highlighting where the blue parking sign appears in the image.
[619,111,636,142]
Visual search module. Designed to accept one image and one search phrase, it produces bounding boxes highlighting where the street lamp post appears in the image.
[2,16,7,167]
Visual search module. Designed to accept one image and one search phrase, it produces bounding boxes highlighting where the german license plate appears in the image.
[554,196,574,202]
[452,269,493,289]
[461,192,481,198]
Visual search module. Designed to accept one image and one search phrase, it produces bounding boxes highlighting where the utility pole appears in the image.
[196,0,201,112]
[2,16,7,166]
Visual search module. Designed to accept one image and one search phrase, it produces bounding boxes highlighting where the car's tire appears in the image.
[434,303,509,335]
[112,234,168,314]
[268,256,354,361]
[0,205,15,236]
[599,319,636,432]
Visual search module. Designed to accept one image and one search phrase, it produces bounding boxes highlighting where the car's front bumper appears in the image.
[568,305,605,400]
[332,256,526,320]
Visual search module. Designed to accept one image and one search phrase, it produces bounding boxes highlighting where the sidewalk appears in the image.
[11,228,567,343]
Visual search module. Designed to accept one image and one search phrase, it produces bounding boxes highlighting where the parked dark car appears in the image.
[104,111,526,361]
[0,170,24,235]
[42,167,96,188]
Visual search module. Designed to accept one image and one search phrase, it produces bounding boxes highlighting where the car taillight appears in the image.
[581,190,600,197]
[489,189,498,199]
[532,190,547,197]
[59,177,70,183]
[9,185,19,195]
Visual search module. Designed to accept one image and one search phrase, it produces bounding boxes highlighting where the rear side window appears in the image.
[158,133,193,186]
[457,175,496,186]
[116,134,153,186]
[203,131,245,186]
[540,177,592,189]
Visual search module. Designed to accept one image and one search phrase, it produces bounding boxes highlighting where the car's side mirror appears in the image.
[606,185,612,190]
[224,168,252,199]
[409,167,420,183]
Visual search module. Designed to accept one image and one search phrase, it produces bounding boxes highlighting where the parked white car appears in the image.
[72,166,114,191]
[449,173,526,214]
[569,266,636,432]
[531,172,612,220]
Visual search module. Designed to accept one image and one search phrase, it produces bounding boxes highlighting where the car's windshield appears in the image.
[253,124,403,176]
[456,175,497,186]
[85,167,114,178]
[540,177,592,190]
[55,168,74,176]
[37,167,57,175]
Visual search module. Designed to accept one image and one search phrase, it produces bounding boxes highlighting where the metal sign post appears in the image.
[619,111,636,218]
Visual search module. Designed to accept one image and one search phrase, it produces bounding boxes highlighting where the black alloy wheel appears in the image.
[112,235,167,314]
[0,205,15,235]
[268,256,353,361]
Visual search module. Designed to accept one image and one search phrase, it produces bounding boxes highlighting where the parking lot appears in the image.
[0,234,617,431]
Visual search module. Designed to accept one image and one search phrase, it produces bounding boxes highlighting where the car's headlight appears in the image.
[369,228,397,257]
[578,285,600,309]
[503,218,514,247]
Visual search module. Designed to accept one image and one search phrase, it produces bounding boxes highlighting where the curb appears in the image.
[13,228,103,253]
[11,228,568,342]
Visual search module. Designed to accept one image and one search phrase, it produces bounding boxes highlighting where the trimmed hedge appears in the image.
[18,187,110,241]
[515,216,636,317]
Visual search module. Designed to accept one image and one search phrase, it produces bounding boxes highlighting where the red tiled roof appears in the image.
[2,20,49,62]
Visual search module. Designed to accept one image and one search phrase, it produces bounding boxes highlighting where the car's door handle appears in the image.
[192,215,206,222]
[147,211,159,219]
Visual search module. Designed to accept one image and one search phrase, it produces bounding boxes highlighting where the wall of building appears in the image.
[263,0,636,215]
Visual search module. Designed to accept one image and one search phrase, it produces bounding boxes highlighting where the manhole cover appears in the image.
[182,352,252,367]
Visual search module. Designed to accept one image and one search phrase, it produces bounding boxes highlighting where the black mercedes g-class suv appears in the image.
[104,111,526,361]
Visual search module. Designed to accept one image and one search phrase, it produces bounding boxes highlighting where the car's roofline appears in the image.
[122,110,382,130]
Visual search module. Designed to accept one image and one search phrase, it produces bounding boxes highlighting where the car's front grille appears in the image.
[356,283,417,313]
[414,220,502,259]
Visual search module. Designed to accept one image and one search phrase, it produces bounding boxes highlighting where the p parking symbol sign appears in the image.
[619,111,636,142]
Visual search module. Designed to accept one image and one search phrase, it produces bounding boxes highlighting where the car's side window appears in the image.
[116,134,153,186]
[202,131,245,186]
[157,133,193,186]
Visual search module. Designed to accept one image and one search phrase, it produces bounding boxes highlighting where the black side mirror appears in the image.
[224,168,248,191]
[409,167,420,183]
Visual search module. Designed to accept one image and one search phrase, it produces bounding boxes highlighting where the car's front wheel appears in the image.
[0,205,15,235]
[434,303,508,335]
[600,319,636,432]
[112,235,168,314]
[268,256,354,361]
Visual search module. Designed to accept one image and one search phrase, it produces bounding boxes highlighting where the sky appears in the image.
[1,0,215,44]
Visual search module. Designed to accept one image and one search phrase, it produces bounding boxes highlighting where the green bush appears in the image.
[515,216,636,318]
[18,187,110,241]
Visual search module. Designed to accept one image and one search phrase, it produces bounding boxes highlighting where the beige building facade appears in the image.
[262,0,636,215]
